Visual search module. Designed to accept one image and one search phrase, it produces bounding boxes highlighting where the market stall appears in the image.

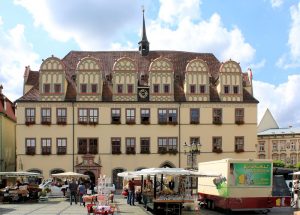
[118,168,218,215]
[0,171,42,203]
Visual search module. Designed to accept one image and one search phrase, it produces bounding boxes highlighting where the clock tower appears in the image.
[137,87,149,102]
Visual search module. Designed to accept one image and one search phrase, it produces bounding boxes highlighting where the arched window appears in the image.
[50,169,65,175]
[159,161,175,168]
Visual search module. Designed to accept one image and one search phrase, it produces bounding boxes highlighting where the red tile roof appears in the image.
[17,50,258,103]
[0,93,16,122]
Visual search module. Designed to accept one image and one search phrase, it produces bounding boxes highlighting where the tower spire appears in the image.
[138,6,150,56]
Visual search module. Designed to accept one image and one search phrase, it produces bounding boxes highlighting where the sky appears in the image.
[0,0,299,127]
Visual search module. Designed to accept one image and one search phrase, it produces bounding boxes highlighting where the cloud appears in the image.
[270,0,283,8]
[249,59,266,70]
[277,2,300,68]
[14,0,141,50]
[253,75,300,127]
[15,0,255,67]
[158,0,201,24]
[0,18,39,101]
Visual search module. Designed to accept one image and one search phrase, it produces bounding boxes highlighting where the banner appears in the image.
[229,163,272,186]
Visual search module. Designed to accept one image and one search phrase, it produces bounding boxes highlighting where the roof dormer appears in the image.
[217,60,243,102]
[185,58,210,101]
[39,56,66,101]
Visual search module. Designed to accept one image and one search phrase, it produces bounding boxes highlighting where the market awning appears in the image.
[0,171,41,177]
[51,171,89,179]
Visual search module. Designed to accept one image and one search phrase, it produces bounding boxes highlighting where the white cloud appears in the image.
[249,59,266,70]
[270,0,283,8]
[0,19,39,101]
[148,13,255,66]
[158,0,201,24]
[254,75,300,127]
[277,2,300,68]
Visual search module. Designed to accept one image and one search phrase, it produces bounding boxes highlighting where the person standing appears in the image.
[78,182,86,206]
[128,178,135,206]
[294,180,299,209]
[69,179,78,205]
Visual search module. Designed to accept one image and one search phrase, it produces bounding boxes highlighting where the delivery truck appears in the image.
[197,159,291,212]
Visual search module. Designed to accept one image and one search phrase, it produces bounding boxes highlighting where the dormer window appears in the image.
[44,84,50,93]
[200,85,206,94]
[54,84,61,93]
[81,84,87,93]
[224,85,229,94]
[190,85,196,94]
[233,86,239,94]
[91,84,97,93]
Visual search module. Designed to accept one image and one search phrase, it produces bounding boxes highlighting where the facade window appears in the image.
[272,154,279,160]
[126,109,135,124]
[111,109,121,124]
[141,109,150,124]
[91,84,97,93]
[212,137,222,153]
[89,109,98,124]
[158,137,177,154]
[272,141,278,151]
[43,84,50,93]
[224,85,229,94]
[26,138,36,155]
[259,142,265,152]
[78,109,88,124]
[164,84,170,93]
[81,84,87,93]
[280,154,286,162]
[127,84,133,94]
[54,84,61,93]
[200,85,206,94]
[190,108,199,124]
[126,138,136,154]
[41,138,51,155]
[213,108,222,124]
[57,108,67,125]
[190,85,196,94]
[25,108,35,125]
[280,140,286,151]
[291,140,296,151]
[158,109,177,124]
[291,154,297,165]
[258,154,266,159]
[140,138,150,154]
[41,108,51,125]
[233,86,239,94]
[78,138,98,154]
[153,84,159,93]
[117,84,123,93]
[57,138,67,155]
[235,108,244,124]
[235,136,244,152]
[112,138,121,154]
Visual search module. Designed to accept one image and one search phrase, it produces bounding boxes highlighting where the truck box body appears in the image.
[198,159,290,210]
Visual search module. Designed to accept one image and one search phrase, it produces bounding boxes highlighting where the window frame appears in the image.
[158,137,178,154]
[212,137,222,153]
[163,84,170,93]
[111,138,121,154]
[111,108,121,124]
[224,85,230,94]
[57,138,67,155]
[127,84,133,94]
[126,137,136,154]
[43,83,50,93]
[235,136,244,152]
[41,108,51,125]
[117,84,123,94]
[190,108,199,124]
[213,108,222,124]
[54,84,61,93]
[153,84,159,93]
[126,108,136,124]
[141,109,150,124]
[26,138,36,155]
[140,138,150,154]
[190,85,196,94]
[235,108,244,124]
[41,138,51,155]
[91,84,98,93]
[25,108,35,125]
[199,85,206,94]
[57,108,67,125]
[233,85,239,94]
[80,84,87,93]
[158,109,177,124]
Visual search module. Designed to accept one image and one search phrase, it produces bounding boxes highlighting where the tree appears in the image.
[273,160,285,167]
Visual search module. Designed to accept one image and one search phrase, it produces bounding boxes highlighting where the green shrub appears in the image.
[273,160,285,167]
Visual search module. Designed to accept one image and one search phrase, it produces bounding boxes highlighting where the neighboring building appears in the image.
[257,109,300,166]
[0,85,16,172]
[15,11,258,187]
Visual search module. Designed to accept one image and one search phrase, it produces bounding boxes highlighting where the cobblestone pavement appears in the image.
[0,195,298,215]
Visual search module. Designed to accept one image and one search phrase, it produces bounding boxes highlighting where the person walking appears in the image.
[69,179,78,205]
[128,178,135,206]
[78,182,86,206]
[294,180,299,209]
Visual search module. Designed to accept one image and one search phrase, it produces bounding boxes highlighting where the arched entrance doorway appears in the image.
[112,168,125,190]
[84,171,95,184]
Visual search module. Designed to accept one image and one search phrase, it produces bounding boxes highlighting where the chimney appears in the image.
[3,96,6,112]
[0,85,3,94]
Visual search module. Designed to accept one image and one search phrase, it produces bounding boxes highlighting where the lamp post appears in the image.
[184,141,201,169]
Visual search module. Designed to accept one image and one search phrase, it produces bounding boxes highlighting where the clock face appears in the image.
[139,89,148,99]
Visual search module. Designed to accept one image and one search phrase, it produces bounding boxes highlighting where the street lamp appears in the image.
[184,141,201,169]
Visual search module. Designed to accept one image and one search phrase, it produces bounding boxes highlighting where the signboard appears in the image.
[230,163,272,186]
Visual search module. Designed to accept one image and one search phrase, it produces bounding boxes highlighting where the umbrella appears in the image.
[117,171,139,178]
[0,171,41,177]
[51,171,89,179]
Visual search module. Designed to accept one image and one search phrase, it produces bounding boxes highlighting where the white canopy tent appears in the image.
[51,171,89,179]
[0,171,41,177]
[290,171,300,175]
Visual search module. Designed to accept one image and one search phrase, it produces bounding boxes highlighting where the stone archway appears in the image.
[159,161,176,168]
[112,168,125,190]
[84,171,96,184]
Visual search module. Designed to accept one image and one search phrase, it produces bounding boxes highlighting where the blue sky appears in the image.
[0,0,299,127]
